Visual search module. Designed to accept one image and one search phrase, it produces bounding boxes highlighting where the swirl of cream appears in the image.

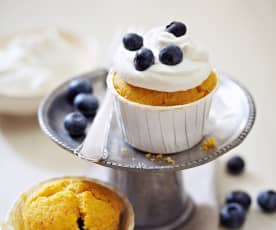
[113,27,212,92]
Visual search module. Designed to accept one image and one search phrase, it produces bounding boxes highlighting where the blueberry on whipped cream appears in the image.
[159,45,183,65]
[116,22,211,91]
[134,48,154,71]
[165,21,187,37]
[123,33,143,51]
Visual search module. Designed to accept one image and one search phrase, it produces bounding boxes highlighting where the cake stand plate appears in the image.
[38,69,256,229]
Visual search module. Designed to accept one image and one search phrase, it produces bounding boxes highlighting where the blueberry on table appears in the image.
[227,156,245,175]
[123,33,143,51]
[226,191,252,211]
[220,203,246,229]
[165,21,187,37]
[134,48,154,71]
[257,190,276,213]
[74,93,99,117]
[64,112,87,137]
[66,80,92,103]
[159,45,183,65]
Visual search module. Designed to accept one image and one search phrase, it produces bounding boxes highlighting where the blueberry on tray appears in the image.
[74,93,99,118]
[66,79,93,103]
[64,112,88,137]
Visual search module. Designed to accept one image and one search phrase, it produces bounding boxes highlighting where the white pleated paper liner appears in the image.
[108,73,218,154]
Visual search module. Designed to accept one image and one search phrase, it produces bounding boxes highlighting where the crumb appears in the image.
[156,154,163,160]
[144,153,175,165]
[165,157,175,165]
[121,147,128,154]
[200,137,217,151]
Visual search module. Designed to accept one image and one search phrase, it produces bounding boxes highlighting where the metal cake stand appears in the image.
[38,69,256,230]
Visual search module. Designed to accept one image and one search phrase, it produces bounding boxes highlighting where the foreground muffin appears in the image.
[108,21,218,154]
[5,177,134,230]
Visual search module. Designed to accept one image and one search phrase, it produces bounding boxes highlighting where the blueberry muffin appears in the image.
[5,177,134,230]
[108,21,218,153]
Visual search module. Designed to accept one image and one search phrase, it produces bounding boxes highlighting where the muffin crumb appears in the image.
[145,153,175,165]
[201,137,217,151]
[165,157,175,165]
[156,154,163,160]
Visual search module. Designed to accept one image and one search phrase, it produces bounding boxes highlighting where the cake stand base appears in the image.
[112,170,194,229]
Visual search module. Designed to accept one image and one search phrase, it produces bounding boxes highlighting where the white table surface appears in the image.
[0,0,276,229]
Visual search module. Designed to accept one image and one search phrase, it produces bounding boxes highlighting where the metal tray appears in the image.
[39,69,256,172]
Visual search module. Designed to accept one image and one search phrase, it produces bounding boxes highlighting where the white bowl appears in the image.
[0,28,98,116]
[0,94,42,116]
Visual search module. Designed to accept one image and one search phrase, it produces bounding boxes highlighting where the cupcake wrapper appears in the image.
[109,72,217,154]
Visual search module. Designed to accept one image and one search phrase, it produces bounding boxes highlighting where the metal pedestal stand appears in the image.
[39,69,256,229]
[112,170,193,229]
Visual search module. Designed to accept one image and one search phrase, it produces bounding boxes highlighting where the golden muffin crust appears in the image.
[112,71,218,106]
[13,178,122,230]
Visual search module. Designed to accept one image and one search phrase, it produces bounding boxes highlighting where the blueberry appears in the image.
[227,156,245,175]
[159,45,183,65]
[134,48,154,71]
[257,190,276,213]
[64,112,87,137]
[226,191,252,211]
[220,203,246,229]
[66,80,92,103]
[165,21,187,37]
[123,33,143,51]
[74,93,99,117]
[77,217,85,230]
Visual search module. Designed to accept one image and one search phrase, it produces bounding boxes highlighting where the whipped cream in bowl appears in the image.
[0,28,97,115]
[113,27,212,92]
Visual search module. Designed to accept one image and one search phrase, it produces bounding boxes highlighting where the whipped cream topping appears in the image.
[113,27,212,92]
[0,28,96,97]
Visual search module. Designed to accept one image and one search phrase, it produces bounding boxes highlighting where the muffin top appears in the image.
[112,70,217,106]
[113,21,212,92]
[12,178,122,230]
